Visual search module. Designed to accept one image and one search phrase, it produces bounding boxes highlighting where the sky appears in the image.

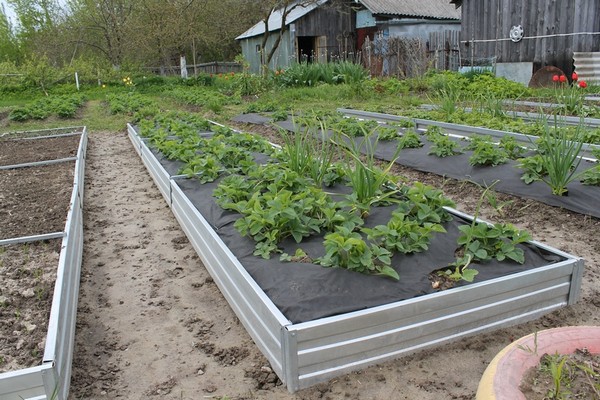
[0,1,17,25]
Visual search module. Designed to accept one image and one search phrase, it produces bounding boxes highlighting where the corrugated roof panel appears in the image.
[236,0,328,40]
[359,0,461,20]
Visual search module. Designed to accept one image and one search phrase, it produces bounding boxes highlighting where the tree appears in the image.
[66,0,136,68]
[0,4,20,62]
[255,0,323,74]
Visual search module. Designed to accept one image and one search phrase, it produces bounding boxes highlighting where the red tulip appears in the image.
[572,72,578,81]
[578,80,587,88]
[559,75,567,83]
[552,75,560,82]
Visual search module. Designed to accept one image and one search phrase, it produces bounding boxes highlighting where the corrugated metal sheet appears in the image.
[574,52,600,84]
[359,0,460,20]
[236,0,328,40]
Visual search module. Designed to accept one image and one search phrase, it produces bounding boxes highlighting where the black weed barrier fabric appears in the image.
[233,113,600,219]
[171,167,563,324]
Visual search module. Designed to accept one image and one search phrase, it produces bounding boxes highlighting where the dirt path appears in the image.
[69,130,600,400]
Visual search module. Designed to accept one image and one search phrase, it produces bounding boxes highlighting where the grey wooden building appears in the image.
[236,0,356,73]
[451,0,600,79]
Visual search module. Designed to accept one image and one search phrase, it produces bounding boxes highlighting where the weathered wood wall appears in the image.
[459,0,600,75]
[295,4,356,58]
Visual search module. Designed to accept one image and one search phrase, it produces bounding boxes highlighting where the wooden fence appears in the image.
[360,30,460,78]
[145,62,242,77]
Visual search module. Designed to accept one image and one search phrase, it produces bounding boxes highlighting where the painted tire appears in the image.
[476,326,600,400]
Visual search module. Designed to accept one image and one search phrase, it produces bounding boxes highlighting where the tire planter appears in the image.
[128,123,584,393]
[476,326,600,400]
[0,127,87,400]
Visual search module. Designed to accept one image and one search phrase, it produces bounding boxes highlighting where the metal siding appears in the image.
[359,0,460,19]
[574,52,600,83]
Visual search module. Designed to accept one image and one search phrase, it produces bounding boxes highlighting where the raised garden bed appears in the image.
[128,122,584,393]
[0,127,87,400]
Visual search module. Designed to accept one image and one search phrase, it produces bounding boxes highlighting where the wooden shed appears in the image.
[451,0,600,80]
[236,0,356,73]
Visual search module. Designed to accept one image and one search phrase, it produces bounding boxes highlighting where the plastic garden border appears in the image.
[0,127,87,400]
[127,123,584,393]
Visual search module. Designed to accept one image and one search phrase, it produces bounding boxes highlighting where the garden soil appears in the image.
[68,130,600,400]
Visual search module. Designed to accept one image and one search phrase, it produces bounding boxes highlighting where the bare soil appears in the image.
[64,129,600,400]
[0,134,78,373]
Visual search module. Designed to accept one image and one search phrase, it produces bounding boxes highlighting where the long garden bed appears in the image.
[127,118,584,392]
[0,127,86,400]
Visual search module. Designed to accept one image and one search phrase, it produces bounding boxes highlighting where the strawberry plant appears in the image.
[518,155,547,184]
[397,129,423,149]
[377,126,400,141]
[499,135,526,159]
[179,155,221,183]
[580,165,600,186]
[469,140,508,167]
[362,211,446,254]
[232,186,338,259]
[395,182,455,224]
[428,134,462,157]
[316,226,398,280]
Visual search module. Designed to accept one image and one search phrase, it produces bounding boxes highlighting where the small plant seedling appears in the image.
[280,248,311,263]
[517,331,539,355]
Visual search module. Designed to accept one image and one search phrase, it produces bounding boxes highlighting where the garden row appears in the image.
[0,127,86,400]
[129,111,583,392]
[235,109,600,218]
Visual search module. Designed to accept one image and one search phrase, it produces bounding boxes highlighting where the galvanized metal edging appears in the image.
[0,232,65,246]
[0,128,87,400]
[130,122,584,394]
[338,108,600,160]
[0,157,78,171]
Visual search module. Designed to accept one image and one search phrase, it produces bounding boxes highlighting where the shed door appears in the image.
[316,36,327,63]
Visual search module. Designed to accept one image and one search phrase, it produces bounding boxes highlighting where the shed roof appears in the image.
[359,0,460,19]
[236,0,328,40]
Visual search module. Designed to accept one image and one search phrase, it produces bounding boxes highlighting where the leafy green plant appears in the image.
[441,184,531,283]
[428,134,462,157]
[469,140,508,167]
[232,186,338,258]
[376,126,400,141]
[271,109,288,122]
[363,211,446,254]
[179,155,221,183]
[580,164,600,185]
[316,226,398,280]
[397,129,423,149]
[518,155,547,184]
[499,135,526,159]
[395,182,455,224]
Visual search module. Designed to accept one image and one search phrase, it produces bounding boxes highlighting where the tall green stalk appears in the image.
[538,117,585,196]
